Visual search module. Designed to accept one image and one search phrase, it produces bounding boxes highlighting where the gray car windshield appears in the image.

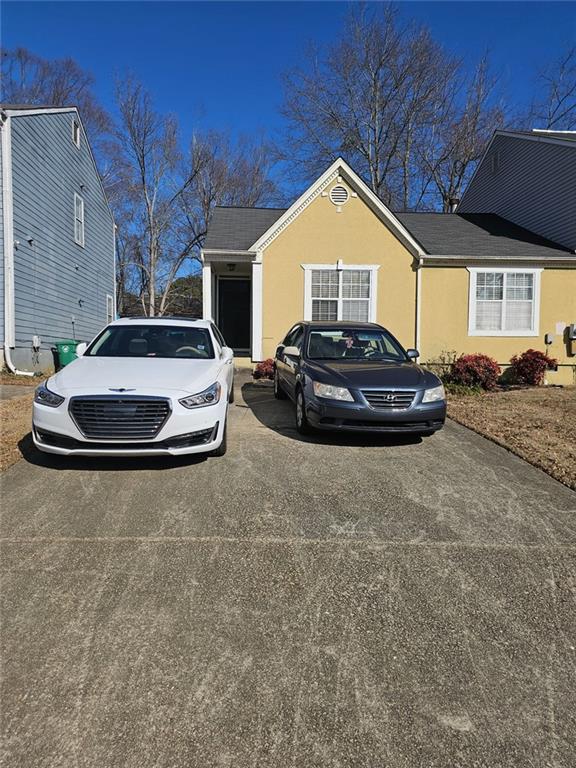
[86,325,215,359]
[307,329,406,361]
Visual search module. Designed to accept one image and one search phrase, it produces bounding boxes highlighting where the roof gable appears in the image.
[249,158,423,256]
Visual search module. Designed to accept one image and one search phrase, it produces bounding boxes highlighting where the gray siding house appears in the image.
[459,130,576,251]
[0,105,115,373]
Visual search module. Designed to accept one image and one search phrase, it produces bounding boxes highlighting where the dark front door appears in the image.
[217,278,251,351]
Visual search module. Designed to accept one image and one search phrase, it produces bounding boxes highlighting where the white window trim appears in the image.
[106,294,115,324]
[72,119,81,149]
[74,192,85,247]
[302,263,379,323]
[467,267,542,337]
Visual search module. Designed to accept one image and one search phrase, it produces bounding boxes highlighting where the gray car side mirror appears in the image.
[406,349,419,359]
[75,342,87,357]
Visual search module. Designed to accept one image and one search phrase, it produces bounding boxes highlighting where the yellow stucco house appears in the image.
[202,150,576,384]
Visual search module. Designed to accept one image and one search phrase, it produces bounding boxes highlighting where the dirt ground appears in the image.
[0,393,34,472]
[448,386,576,490]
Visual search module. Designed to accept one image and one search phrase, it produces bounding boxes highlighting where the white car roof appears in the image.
[111,317,212,329]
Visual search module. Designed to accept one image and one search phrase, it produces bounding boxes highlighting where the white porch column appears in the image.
[251,257,263,361]
[202,261,212,320]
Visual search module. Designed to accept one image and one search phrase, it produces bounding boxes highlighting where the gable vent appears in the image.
[329,185,349,206]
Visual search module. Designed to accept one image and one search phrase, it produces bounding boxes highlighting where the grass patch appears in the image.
[448,386,576,490]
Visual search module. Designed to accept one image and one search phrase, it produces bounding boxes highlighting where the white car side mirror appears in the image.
[221,346,234,361]
[75,342,88,357]
[283,345,301,358]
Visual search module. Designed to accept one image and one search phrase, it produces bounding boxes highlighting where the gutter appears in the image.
[1,112,33,375]
[421,254,576,267]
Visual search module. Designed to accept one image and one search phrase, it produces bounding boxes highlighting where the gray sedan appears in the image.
[274,322,446,437]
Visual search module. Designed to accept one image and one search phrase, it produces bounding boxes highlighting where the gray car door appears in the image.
[282,325,304,398]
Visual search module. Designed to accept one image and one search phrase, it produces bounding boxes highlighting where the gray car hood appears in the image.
[305,359,435,389]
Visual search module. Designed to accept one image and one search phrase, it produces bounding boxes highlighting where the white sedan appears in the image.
[32,318,234,457]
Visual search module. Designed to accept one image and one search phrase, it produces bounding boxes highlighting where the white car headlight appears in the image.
[312,381,354,402]
[422,384,445,403]
[179,382,221,409]
[34,381,65,408]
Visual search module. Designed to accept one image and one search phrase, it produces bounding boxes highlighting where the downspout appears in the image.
[415,257,423,353]
[1,112,33,375]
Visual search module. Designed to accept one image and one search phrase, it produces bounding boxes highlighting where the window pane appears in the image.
[505,301,533,331]
[506,273,533,301]
[342,300,369,322]
[312,300,338,321]
[476,272,503,301]
[311,270,338,298]
[476,301,502,331]
[342,270,370,299]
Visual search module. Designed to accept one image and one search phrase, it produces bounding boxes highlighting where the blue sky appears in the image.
[3,1,575,144]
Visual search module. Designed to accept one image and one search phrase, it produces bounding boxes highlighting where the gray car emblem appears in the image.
[108,388,136,393]
[386,394,396,401]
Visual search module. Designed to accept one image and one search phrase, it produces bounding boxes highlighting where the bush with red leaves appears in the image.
[449,353,501,391]
[509,349,558,386]
[253,358,275,380]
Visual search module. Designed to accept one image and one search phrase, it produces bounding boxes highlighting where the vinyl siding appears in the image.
[9,111,114,364]
[459,134,576,250]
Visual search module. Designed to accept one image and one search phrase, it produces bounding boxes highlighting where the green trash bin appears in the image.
[55,339,80,369]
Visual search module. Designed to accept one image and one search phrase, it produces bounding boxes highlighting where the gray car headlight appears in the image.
[179,382,221,409]
[312,381,354,402]
[34,381,65,408]
[422,384,445,403]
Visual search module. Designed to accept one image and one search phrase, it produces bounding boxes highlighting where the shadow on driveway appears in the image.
[241,382,424,448]
[17,432,208,472]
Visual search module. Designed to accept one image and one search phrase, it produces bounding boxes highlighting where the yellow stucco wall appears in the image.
[260,184,417,359]
[420,266,576,385]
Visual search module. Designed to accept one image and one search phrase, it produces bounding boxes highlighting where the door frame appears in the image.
[215,275,252,355]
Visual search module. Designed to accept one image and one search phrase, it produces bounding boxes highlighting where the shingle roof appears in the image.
[395,213,571,259]
[204,206,286,251]
[204,205,571,260]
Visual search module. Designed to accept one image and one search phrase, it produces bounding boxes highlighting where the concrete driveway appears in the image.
[1,372,575,767]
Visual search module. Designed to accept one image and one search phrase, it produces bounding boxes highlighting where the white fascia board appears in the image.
[2,107,78,117]
[421,255,575,266]
[1,114,15,347]
[249,157,424,257]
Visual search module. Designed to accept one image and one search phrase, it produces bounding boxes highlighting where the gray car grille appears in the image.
[69,397,171,439]
[361,390,416,409]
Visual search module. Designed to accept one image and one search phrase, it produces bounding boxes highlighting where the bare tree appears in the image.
[113,78,277,316]
[528,45,576,130]
[0,47,111,143]
[419,58,505,210]
[280,5,461,209]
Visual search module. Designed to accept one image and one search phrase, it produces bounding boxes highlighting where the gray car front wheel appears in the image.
[295,388,312,435]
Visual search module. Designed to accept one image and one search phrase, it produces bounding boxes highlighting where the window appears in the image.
[283,325,304,350]
[72,119,81,148]
[74,193,84,246]
[468,268,541,336]
[303,265,378,322]
[86,325,215,359]
[307,328,406,361]
[211,323,227,348]
[106,295,115,325]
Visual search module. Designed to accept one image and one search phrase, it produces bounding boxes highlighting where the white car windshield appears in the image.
[86,325,215,359]
[307,328,406,361]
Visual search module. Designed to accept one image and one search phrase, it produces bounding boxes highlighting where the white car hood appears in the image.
[50,356,222,398]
